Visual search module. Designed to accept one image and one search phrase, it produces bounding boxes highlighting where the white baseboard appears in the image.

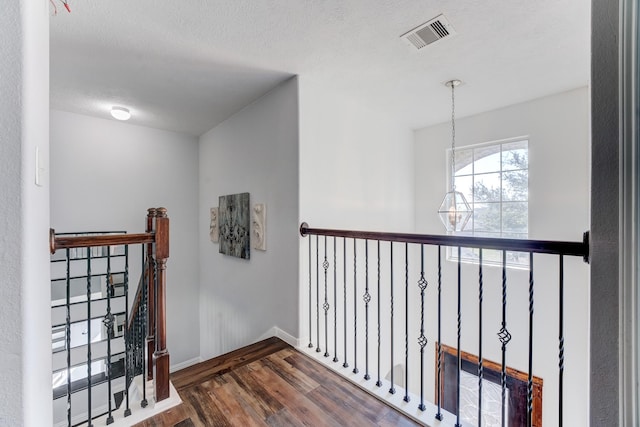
[170,356,203,373]
[256,326,301,347]
[273,326,301,347]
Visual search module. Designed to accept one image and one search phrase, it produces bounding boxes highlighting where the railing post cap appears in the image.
[148,208,157,216]
[157,207,168,218]
[300,222,309,237]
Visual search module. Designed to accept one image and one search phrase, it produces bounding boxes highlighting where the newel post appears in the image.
[146,208,156,381]
[153,207,170,401]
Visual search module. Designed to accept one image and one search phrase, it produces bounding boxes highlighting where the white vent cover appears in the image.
[401,14,456,50]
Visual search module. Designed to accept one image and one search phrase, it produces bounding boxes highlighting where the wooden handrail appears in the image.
[300,222,590,263]
[50,232,155,254]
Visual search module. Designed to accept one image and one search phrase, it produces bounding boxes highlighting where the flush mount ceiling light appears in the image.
[110,106,131,121]
[438,79,472,232]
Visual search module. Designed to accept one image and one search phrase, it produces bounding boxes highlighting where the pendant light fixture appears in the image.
[438,79,472,232]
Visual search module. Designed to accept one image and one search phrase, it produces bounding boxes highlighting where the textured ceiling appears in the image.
[50,1,590,136]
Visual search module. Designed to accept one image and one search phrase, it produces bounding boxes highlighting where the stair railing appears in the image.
[49,207,170,426]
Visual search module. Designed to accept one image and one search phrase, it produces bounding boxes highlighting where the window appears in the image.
[449,139,529,267]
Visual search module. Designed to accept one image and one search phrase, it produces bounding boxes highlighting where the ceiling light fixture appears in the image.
[111,106,131,121]
[438,79,472,232]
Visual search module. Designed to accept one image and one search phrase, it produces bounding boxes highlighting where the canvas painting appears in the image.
[219,192,250,259]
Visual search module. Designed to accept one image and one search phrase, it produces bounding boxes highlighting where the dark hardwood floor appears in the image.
[134,337,419,427]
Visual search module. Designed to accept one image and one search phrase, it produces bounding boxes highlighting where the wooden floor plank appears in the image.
[247,364,344,427]
[228,368,284,420]
[206,382,270,427]
[307,383,390,427]
[182,385,232,427]
[170,337,289,391]
[260,353,319,394]
[265,408,305,427]
[134,338,419,427]
[283,351,395,422]
[173,419,196,427]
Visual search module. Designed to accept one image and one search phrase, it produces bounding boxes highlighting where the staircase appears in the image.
[50,208,175,426]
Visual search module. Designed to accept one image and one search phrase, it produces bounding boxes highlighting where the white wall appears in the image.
[414,87,590,425]
[0,1,51,425]
[0,3,26,424]
[50,110,200,367]
[298,78,415,232]
[198,77,300,359]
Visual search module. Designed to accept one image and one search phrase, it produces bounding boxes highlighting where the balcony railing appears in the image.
[300,222,589,427]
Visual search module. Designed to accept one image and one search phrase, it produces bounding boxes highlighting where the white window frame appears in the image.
[446,136,529,268]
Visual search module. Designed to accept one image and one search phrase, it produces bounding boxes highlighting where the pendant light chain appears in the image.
[450,82,456,191]
[438,79,472,232]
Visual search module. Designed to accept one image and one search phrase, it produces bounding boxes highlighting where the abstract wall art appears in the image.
[218,192,250,259]
[252,203,266,251]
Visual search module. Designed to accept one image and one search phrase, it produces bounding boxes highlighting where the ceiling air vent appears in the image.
[401,14,456,50]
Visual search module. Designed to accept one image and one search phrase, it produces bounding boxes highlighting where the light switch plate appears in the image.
[35,146,43,187]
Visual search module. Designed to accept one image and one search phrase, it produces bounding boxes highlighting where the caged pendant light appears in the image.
[438,79,472,232]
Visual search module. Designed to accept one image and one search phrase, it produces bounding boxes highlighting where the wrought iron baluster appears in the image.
[498,250,512,427]
[316,236,321,353]
[343,238,349,368]
[404,243,410,403]
[125,321,131,414]
[124,245,131,417]
[376,240,382,387]
[436,245,443,421]
[364,240,371,380]
[323,236,330,357]
[65,249,72,427]
[559,255,565,427]
[389,242,395,394]
[455,246,462,427]
[478,248,484,427]
[308,237,313,349]
[527,252,534,427]
[140,245,148,408]
[417,244,428,411]
[86,249,93,427]
[139,307,143,375]
[105,248,114,424]
[353,239,359,374]
[333,237,338,363]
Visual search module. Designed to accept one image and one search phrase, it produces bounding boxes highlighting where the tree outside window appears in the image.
[450,139,529,267]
